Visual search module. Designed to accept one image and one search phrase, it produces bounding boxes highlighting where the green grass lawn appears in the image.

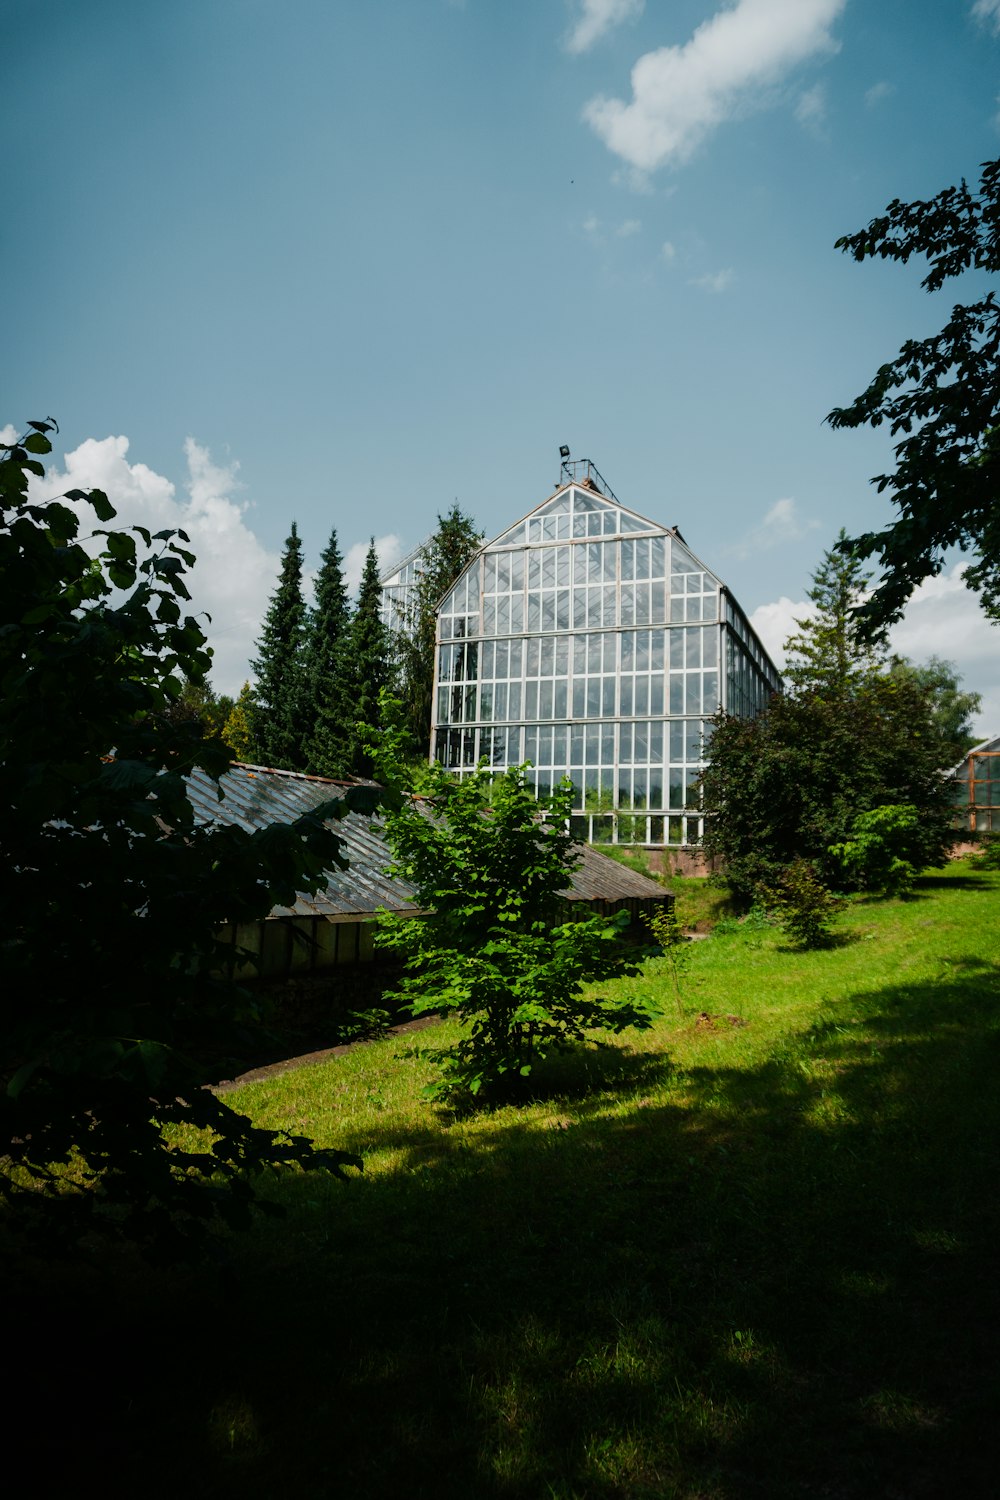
[13,862,1000,1498]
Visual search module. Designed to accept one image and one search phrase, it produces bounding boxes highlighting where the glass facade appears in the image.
[952,738,1000,833]
[429,481,781,847]
[379,542,428,635]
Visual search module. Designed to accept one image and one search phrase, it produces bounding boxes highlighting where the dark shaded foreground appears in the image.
[9,961,1000,1499]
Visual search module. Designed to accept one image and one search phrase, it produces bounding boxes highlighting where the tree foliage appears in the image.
[782,530,888,694]
[250,523,307,769]
[700,677,953,903]
[375,759,655,1102]
[1,423,369,1256]
[764,859,843,949]
[828,804,922,898]
[222,679,259,761]
[340,540,395,778]
[303,527,353,778]
[394,506,482,757]
[827,157,1000,632]
[887,655,981,766]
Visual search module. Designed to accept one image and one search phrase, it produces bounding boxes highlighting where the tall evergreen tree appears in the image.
[396,505,482,756]
[303,527,352,777]
[782,529,888,695]
[345,539,394,777]
[250,523,307,769]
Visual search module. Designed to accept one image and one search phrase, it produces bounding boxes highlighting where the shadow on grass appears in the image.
[12,956,1000,1500]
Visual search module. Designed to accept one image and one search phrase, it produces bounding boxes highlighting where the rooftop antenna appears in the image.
[557,445,620,504]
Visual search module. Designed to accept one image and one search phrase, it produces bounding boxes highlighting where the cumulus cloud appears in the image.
[583,0,845,172]
[661,239,676,262]
[972,0,1000,36]
[616,217,642,236]
[750,564,1000,738]
[344,535,404,595]
[566,0,644,55]
[1,423,19,444]
[731,497,820,557]
[690,266,734,293]
[31,434,280,696]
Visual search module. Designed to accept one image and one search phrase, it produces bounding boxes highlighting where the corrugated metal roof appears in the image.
[187,764,422,920]
[188,763,670,920]
[562,843,669,903]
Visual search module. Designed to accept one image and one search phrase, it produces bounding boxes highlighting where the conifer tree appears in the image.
[303,527,352,777]
[396,505,482,756]
[250,523,307,769]
[344,539,394,777]
[782,529,888,695]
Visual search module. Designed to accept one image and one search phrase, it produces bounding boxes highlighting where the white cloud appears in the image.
[794,81,828,132]
[583,213,602,235]
[691,266,734,293]
[616,217,642,236]
[732,497,820,557]
[864,79,894,108]
[31,434,279,697]
[566,0,644,56]
[750,564,1000,738]
[1,423,19,444]
[972,0,1000,36]
[584,0,845,172]
[661,239,676,261]
[344,535,404,595]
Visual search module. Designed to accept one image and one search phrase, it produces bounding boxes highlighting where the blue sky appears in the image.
[6,0,1000,730]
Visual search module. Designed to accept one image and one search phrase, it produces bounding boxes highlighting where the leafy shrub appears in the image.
[828,803,922,896]
[376,761,658,1102]
[764,859,843,949]
[970,833,1000,871]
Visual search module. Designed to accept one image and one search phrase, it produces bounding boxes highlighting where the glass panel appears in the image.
[670,539,698,575]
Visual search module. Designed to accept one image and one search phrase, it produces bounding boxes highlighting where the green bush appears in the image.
[765,859,843,949]
[376,761,658,1102]
[828,803,921,896]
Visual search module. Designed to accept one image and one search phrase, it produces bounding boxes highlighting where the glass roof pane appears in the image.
[571,488,610,512]
[620,511,655,534]
[489,521,527,548]
[537,493,571,515]
[670,538,699,575]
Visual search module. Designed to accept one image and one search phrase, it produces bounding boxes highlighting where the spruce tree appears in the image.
[303,527,352,777]
[250,523,307,769]
[783,529,888,695]
[345,539,394,777]
[396,504,482,756]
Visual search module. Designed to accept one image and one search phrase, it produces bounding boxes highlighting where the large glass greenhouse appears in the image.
[428,466,781,847]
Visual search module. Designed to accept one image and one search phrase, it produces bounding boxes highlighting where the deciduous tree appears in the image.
[828,157,1000,632]
[375,756,655,1102]
[1,423,369,1256]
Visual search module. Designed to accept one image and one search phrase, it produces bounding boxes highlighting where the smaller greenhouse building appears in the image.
[952,736,1000,834]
